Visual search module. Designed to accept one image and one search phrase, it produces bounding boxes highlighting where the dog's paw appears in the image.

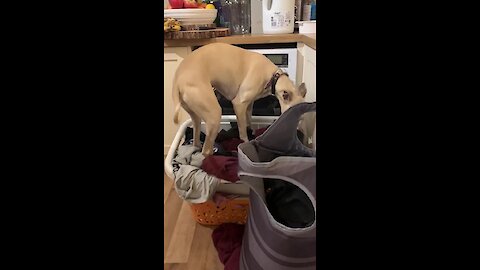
[201,149,214,157]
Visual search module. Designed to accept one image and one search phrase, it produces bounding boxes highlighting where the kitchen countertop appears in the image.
[164,33,316,50]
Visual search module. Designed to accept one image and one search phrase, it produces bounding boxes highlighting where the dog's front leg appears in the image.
[232,101,250,142]
[246,102,253,128]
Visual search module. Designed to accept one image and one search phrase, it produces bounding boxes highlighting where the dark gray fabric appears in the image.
[263,177,315,228]
[238,102,316,270]
[172,145,220,203]
[255,102,316,161]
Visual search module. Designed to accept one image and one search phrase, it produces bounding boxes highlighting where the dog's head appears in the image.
[274,75,307,113]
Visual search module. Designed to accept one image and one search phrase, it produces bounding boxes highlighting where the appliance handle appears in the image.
[266,0,272,11]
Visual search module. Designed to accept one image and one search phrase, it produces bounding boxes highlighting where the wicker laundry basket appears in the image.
[190,199,249,225]
[165,115,278,225]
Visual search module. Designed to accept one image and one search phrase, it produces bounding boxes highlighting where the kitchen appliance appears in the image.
[262,0,295,34]
[250,0,304,34]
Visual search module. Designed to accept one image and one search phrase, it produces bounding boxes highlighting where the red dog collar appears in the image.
[265,69,289,95]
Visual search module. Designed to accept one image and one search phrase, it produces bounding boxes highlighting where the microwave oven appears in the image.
[247,48,297,86]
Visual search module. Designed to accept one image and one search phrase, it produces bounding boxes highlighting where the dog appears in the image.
[172,43,307,156]
[298,111,316,149]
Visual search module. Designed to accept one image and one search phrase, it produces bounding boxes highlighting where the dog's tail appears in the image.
[172,82,181,125]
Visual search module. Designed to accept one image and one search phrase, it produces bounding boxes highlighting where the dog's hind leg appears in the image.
[197,103,221,156]
[190,114,202,148]
[182,104,202,148]
[183,86,221,156]
[202,112,221,156]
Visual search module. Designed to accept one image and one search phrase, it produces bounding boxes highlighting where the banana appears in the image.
[164,18,182,32]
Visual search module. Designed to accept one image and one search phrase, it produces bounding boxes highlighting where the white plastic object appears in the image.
[164,8,218,25]
[262,0,295,34]
[297,20,316,34]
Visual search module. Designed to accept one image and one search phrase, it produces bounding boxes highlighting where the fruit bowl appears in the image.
[164,8,218,25]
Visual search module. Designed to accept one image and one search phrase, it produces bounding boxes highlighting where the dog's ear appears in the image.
[298,83,307,98]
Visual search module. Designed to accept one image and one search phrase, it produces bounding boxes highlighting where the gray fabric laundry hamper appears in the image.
[237,102,317,270]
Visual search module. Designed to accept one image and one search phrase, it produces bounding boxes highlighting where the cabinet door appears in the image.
[164,47,191,156]
[302,45,316,102]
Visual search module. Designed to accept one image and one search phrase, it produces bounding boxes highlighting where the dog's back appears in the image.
[174,43,275,98]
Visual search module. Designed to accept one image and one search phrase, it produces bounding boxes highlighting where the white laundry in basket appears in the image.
[171,145,221,203]
[165,116,280,196]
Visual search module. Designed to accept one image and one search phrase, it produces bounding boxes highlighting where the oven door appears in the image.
[217,92,280,116]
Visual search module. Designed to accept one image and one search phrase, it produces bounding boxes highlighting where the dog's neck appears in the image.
[265,69,289,96]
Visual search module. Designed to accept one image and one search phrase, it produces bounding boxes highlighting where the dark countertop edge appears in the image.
[164,33,316,50]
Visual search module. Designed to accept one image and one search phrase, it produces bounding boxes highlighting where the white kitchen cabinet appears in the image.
[296,43,316,102]
[164,46,191,156]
